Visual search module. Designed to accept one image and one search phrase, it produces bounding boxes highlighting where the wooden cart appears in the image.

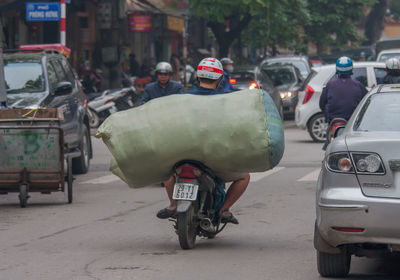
[0,108,78,207]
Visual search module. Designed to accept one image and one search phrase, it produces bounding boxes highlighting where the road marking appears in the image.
[250,167,286,183]
[297,168,321,182]
[81,174,121,184]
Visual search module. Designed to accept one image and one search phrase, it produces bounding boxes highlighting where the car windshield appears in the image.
[263,60,309,78]
[263,67,296,86]
[4,62,45,94]
[378,53,400,62]
[355,93,400,131]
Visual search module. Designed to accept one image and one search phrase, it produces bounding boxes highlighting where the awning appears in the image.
[126,0,184,18]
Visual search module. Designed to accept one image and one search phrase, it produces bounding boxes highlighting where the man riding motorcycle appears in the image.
[157,57,250,224]
[319,56,367,150]
[217,57,235,93]
[383,58,400,84]
[139,62,183,105]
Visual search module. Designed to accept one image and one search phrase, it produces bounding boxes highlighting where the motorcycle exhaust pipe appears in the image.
[200,218,216,233]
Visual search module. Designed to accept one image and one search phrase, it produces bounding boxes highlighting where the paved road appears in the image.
[1,122,399,280]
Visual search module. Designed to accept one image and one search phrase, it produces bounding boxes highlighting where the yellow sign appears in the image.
[167,16,184,34]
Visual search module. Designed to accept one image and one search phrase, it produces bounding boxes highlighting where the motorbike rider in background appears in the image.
[217,57,235,93]
[157,57,250,224]
[383,58,400,84]
[139,62,183,105]
[319,57,367,150]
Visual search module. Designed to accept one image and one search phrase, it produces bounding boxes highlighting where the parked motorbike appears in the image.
[328,118,347,142]
[171,161,227,249]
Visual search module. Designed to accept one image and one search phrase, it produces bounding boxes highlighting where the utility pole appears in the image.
[60,0,66,45]
[0,17,7,107]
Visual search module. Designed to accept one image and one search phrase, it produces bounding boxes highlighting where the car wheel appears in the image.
[308,113,327,142]
[317,249,351,278]
[72,125,90,174]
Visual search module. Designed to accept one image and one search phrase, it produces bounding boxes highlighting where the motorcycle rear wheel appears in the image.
[177,204,197,249]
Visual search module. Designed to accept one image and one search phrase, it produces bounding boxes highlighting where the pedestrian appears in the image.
[139,62,183,105]
[129,53,140,77]
[382,58,400,84]
[170,53,181,82]
[156,57,250,224]
[217,57,235,93]
[319,56,367,150]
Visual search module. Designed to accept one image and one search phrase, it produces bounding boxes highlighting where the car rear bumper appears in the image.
[317,186,400,248]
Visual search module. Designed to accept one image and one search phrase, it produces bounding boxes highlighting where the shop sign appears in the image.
[167,16,184,34]
[129,14,152,32]
[26,2,60,22]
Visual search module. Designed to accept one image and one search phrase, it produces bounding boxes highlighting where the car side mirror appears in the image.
[334,126,345,138]
[54,81,73,96]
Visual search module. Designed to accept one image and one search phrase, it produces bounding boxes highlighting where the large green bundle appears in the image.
[96,89,284,188]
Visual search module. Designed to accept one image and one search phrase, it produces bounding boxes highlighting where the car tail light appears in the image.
[230,78,237,85]
[176,164,202,179]
[332,227,364,233]
[351,153,385,174]
[326,152,354,173]
[302,85,314,104]
[249,82,259,89]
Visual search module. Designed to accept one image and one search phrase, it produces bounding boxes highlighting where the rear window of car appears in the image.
[355,93,400,131]
[326,67,368,87]
[231,71,254,82]
[262,60,309,79]
[4,62,45,94]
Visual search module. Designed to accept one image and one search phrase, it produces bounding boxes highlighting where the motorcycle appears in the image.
[328,118,347,142]
[171,160,227,249]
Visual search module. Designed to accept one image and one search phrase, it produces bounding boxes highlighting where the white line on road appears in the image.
[250,167,286,183]
[297,168,321,182]
[81,174,121,185]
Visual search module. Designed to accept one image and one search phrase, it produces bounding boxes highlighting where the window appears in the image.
[355,93,400,131]
[4,62,45,94]
[60,58,76,83]
[46,62,58,90]
[352,68,368,87]
[52,60,67,82]
[374,67,387,85]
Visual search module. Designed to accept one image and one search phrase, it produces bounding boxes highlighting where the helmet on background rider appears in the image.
[155,62,173,74]
[197,57,223,80]
[220,57,234,73]
[336,56,353,75]
[385,58,400,71]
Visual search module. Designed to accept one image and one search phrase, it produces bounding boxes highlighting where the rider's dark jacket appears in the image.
[185,86,222,96]
[139,80,183,105]
[383,72,400,84]
[319,75,367,123]
[217,70,234,93]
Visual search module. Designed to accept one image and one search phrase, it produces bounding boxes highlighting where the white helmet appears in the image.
[197,57,223,80]
[386,58,400,70]
[155,62,173,74]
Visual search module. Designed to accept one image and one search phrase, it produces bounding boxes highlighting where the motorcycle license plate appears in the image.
[173,183,198,201]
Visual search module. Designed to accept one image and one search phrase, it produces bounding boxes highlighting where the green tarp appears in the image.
[96,89,284,188]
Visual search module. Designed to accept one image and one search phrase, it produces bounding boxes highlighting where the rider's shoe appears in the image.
[156,207,176,219]
[220,209,239,224]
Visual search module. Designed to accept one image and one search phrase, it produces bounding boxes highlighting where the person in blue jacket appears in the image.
[156,57,250,225]
[139,62,183,105]
[217,57,235,93]
[319,56,367,149]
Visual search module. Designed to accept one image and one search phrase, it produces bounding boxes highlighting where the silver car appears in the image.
[315,84,400,277]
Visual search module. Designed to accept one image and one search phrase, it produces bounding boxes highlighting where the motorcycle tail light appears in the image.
[326,152,354,173]
[332,227,364,233]
[351,153,385,175]
[249,82,259,89]
[176,164,202,179]
[302,85,314,104]
[105,99,114,104]
[230,78,237,85]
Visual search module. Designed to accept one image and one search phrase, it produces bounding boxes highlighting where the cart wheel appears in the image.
[67,157,73,204]
[19,184,29,208]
